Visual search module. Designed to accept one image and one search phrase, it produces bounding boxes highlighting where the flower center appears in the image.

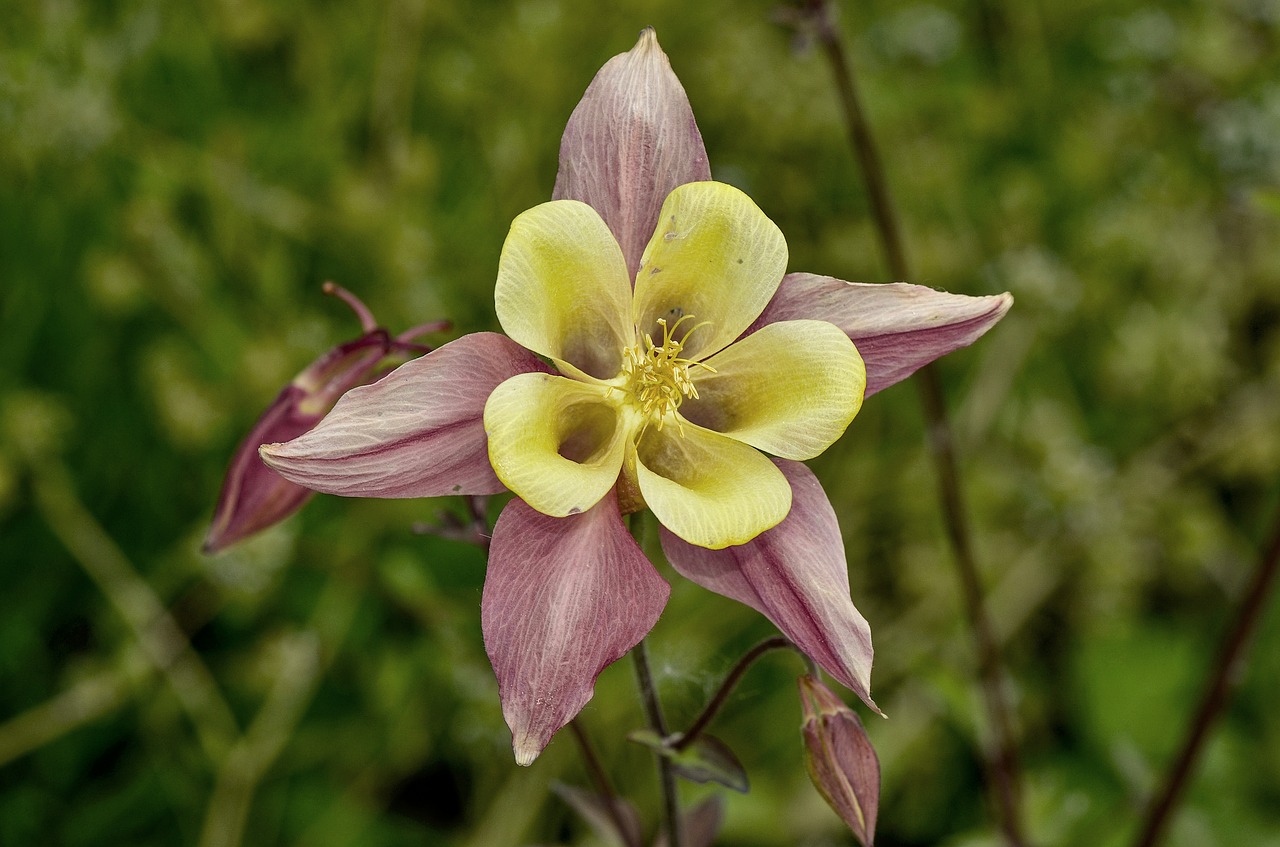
[619,314,714,432]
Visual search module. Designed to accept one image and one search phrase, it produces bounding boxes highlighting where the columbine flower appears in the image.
[484,180,864,549]
[260,28,1012,765]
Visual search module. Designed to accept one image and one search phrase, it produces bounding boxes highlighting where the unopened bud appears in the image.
[203,285,447,553]
[798,674,880,847]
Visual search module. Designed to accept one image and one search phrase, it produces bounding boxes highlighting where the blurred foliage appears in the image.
[2,0,1280,845]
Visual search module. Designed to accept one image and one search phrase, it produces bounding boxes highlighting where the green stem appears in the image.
[631,638,682,847]
[197,562,362,847]
[0,657,138,767]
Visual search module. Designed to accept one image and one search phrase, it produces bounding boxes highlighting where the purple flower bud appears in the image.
[798,674,880,846]
[203,285,447,553]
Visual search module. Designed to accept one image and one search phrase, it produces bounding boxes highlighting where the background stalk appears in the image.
[569,719,642,847]
[1132,503,1280,847]
[797,2,1027,843]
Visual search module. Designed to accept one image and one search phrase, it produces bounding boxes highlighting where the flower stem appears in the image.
[631,638,682,847]
[796,2,1027,844]
[917,366,1025,845]
[1133,502,1280,847]
[673,635,797,752]
[569,719,641,847]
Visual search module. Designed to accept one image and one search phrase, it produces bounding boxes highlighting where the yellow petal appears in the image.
[495,200,633,379]
[485,373,629,517]
[632,182,787,362]
[635,423,791,549]
[682,320,865,460]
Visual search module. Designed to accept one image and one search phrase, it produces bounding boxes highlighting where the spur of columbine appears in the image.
[258,28,1012,765]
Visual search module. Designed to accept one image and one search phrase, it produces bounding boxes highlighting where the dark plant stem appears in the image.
[800,2,1027,844]
[467,496,491,552]
[807,4,908,281]
[1133,503,1280,847]
[917,363,1025,845]
[673,636,796,752]
[632,638,682,847]
[569,719,641,847]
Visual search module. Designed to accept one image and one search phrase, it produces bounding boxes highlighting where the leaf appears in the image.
[653,795,725,847]
[628,730,749,793]
[552,783,643,847]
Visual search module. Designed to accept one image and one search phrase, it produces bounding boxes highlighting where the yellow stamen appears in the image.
[618,314,716,439]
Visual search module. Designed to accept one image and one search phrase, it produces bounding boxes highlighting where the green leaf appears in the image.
[628,730,750,793]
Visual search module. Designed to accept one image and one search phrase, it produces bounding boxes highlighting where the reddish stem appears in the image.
[673,636,799,752]
[1133,503,1280,847]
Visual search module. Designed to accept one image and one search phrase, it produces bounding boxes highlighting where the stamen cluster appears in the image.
[619,315,713,429]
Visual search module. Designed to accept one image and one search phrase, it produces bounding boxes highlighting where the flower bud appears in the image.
[203,285,447,553]
[798,673,880,846]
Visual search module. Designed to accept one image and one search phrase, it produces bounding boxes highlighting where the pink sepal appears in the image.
[751,273,1013,396]
[553,28,711,280]
[660,459,878,712]
[261,333,550,499]
[483,491,670,765]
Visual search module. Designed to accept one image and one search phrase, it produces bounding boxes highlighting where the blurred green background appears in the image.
[3,0,1280,845]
